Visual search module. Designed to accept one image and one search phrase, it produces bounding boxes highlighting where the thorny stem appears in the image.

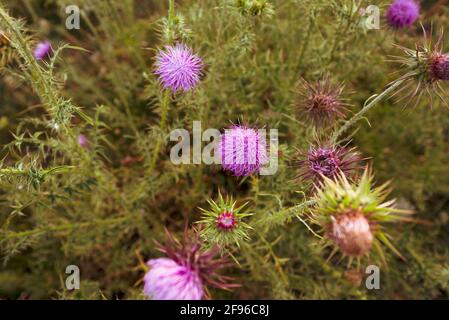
[148,90,170,175]
[146,0,175,176]
[0,7,54,108]
[0,166,75,176]
[0,7,89,157]
[331,78,405,143]
[167,0,176,45]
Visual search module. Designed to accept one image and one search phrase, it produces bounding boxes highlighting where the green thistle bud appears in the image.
[233,0,274,18]
[198,191,253,249]
[311,169,412,265]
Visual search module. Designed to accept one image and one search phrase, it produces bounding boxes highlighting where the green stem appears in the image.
[0,166,75,176]
[168,0,175,22]
[148,90,170,174]
[331,79,405,143]
[146,0,175,176]
[167,0,176,45]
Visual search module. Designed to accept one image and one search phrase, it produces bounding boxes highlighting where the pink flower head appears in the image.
[144,258,203,300]
[216,211,237,231]
[154,44,204,92]
[430,53,449,81]
[77,134,90,150]
[143,228,237,300]
[386,0,420,29]
[33,41,52,60]
[218,125,269,176]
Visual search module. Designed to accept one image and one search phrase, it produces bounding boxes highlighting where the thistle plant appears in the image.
[198,192,253,249]
[0,0,448,301]
[310,169,412,266]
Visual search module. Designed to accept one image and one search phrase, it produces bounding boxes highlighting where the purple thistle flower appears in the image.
[154,44,204,92]
[77,134,90,150]
[33,41,52,60]
[143,228,237,300]
[386,0,420,29]
[297,144,363,185]
[218,125,269,177]
[144,258,203,300]
[430,53,449,81]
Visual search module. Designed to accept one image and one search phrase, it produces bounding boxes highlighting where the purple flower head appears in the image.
[218,125,269,177]
[430,53,449,81]
[297,144,363,185]
[386,0,420,29]
[77,134,90,150]
[144,258,203,300]
[154,44,204,92]
[143,228,237,300]
[33,41,52,60]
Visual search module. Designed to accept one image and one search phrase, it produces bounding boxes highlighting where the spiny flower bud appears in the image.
[295,76,349,128]
[392,29,449,106]
[386,0,420,29]
[311,169,412,264]
[234,0,274,18]
[329,211,373,257]
[430,53,449,81]
[154,43,204,93]
[199,191,252,248]
[297,144,363,186]
[143,228,237,300]
[218,124,269,177]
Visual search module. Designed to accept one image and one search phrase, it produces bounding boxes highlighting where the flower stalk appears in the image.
[331,78,405,143]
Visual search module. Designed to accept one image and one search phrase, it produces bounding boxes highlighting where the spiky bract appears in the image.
[198,192,253,249]
[311,169,411,265]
